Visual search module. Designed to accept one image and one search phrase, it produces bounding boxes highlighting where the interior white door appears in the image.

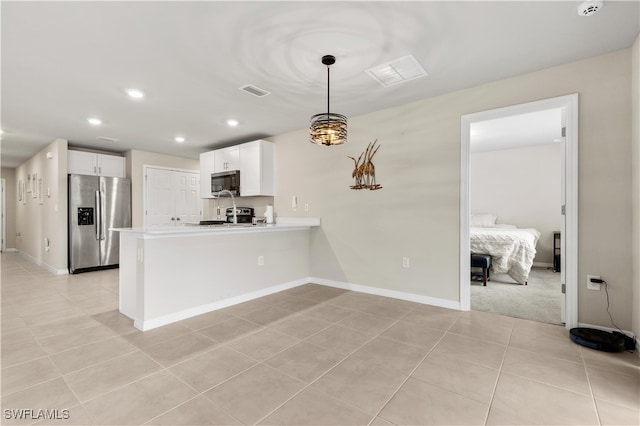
[145,168,202,227]
[174,171,201,224]
[146,168,175,227]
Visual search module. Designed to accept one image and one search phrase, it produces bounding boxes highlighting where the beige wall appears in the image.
[14,139,68,272]
[1,167,17,249]
[272,48,634,329]
[470,143,562,264]
[125,149,200,227]
[631,34,639,342]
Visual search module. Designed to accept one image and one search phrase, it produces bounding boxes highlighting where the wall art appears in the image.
[347,139,382,190]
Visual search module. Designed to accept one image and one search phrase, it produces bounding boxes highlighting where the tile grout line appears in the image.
[250,308,409,426]
[481,322,514,426]
[579,346,604,426]
[368,311,463,425]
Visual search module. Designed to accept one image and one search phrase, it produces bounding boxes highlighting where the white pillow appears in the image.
[470,213,497,228]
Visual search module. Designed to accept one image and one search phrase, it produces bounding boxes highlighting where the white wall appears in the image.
[13,139,68,273]
[470,143,562,264]
[271,48,634,329]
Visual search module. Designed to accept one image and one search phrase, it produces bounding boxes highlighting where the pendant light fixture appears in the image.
[310,55,347,146]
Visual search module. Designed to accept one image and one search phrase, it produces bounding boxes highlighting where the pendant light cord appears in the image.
[326,65,331,117]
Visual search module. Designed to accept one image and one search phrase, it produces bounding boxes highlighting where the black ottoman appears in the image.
[471,253,492,286]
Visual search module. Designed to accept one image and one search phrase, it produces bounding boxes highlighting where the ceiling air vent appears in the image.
[366,55,428,88]
[96,136,120,143]
[239,84,271,98]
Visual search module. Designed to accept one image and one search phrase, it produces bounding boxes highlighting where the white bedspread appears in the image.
[470,227,541,284]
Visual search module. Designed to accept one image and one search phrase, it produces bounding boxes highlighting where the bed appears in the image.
[470,214,541,285]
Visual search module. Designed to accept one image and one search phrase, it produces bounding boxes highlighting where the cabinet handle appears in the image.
[98,166,102,174]
[171,217,175,221]
[176,217,181,221]
[94,166,97,174]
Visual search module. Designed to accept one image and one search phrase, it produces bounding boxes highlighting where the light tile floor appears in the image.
[1,251,639,425]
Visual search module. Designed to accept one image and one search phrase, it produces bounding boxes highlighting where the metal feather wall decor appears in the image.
[348,140,382,190]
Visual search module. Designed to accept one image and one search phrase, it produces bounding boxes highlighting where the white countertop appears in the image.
[113,217,320,238]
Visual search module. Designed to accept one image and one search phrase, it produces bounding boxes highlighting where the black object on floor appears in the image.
[569,328,625,352]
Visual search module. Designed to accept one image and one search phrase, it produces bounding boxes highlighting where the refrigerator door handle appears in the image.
[95,190,101,240]
[100,190,107,240]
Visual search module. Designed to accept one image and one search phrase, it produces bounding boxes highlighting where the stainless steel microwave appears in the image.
[211,170,240,196]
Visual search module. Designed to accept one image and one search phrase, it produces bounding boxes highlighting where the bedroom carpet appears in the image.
[471,266,562,325]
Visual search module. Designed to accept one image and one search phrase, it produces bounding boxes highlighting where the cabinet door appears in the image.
[199,151,216,198]
[239,140,274,196]
[214,146,240,171]
[240,141,261,196]
[68,150,98,175]
[97,154,125,178]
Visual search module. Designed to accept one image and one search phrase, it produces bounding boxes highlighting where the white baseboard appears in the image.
[2,248,18,252]
[135,276,462,331]
[135,278,310,331]
[17,250,68,275]
[309,277,462,311]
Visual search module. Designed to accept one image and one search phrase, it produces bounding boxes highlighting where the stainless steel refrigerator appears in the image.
[68,174,131,273]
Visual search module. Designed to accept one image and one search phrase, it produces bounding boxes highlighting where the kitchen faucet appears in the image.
[213,190,237,224]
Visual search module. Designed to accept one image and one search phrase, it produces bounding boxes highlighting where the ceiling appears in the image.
[470,108,563,153]
[2,1,639,168]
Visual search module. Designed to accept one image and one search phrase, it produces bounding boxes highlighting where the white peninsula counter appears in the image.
[116,218,320,331]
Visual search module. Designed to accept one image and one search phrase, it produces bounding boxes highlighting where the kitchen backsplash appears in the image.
[203,196,275,220]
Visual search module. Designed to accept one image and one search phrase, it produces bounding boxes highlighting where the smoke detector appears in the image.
[577,0,604,17]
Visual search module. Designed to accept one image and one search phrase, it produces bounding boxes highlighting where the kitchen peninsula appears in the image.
[116,218,320,331]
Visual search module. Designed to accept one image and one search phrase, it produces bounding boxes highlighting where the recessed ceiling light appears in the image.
[126,88,145,99]
[87,117,102,125]
[226,119,239,127]
[174,136,186,143]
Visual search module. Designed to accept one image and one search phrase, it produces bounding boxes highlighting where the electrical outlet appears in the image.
[258,255,264,266]
[304,203,309,212]
[402,257,410,268]
[587,274,601,291]
[291,195,297,209]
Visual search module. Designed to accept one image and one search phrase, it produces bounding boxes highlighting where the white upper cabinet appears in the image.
[240,140,274,196]
[199,140,274,198]
[68,150,125,177]
[199,150,216,199]
[213,146,239,172]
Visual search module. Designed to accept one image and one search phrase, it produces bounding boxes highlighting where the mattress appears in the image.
[470,226,541,284]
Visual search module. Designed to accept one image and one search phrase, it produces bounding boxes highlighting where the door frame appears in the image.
[459,94,578,329]
[0,178,5,252]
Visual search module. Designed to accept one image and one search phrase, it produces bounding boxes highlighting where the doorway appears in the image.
[460,94,578,329]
